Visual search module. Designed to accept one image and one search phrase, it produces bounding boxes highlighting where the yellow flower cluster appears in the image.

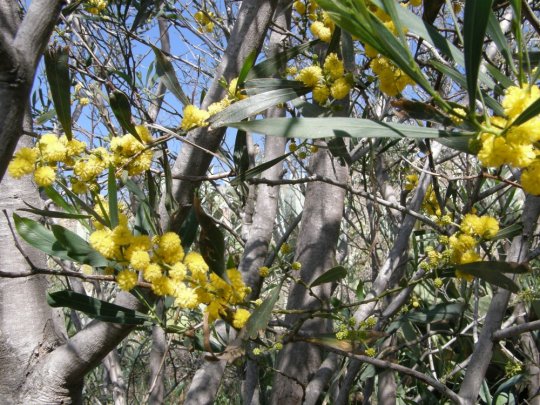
[88,202,250,325]
[8,133,86,187]
[421,213,499,281]
[295,53,352,105]
[85,0,107,15]
[180,78,246,132]
[194,10,215,33]
[404,173,419,191]
[293,1,320,22]
[8,125,154,192]
[370,56,414,97]
[477,85,540,195]
[110,128,153,176]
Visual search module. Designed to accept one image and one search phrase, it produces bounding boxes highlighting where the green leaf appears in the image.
[225,117,473,145]
[327,138,352,165]
[463,0,495,110]
[247,40,320,80]
[48,290,150,325]
[108,89,139,139]
[13,214,108,267]
[44,46,73,140]
[455,262,522,292]
[509,97,540,127]
[310,266,347,287]
[244,78,307,95]
[238,50,258,85]
[108,165,119,228]
[208,87,310,129]
[387,302,465,333]
[457,261,530,274]
[151,45,190,106]
[19,204,91,220]
[487,11,516,75]
[193,195,225,277]
[246,282,282,339]
[230,151,292,186]
[178,207,198,250]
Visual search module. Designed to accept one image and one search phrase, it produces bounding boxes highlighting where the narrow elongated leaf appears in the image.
[464,0,495,109]
[13,214,108,267]
[108,166,119,228]
[193,195,225,277]
[310,266,347,287]
[457,261,530,275]
[19,205,90,220]
[226,117,472,140]
[109,89,139,138]
[244,78,307,95]
[387,302,465,333]
[151,46,190,106]
[486,11,516,74]
[208,87,310,129]
[238,50,258,85]
[247,40,320,80]
[246,282,282,339]
[455,262,521,292]
[44,47,73,140]
[48,290,150,325]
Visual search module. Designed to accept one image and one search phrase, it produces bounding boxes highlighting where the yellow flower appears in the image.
[34,166,56,187]
[404,173,418,190]
[135,125,153,143]
[174,282,199,308]
[184,252,209,277]
[323,53,344,80]
[310,21,332,42]
[455,269,474,282]
[409,0,422,6]
[521,161,540,195]
[181,105,210,131]
[330,77,351,100]
[169,262,187,281]
[143,263,162,282]
[89,229,121,259]
[71,178,88,194]
[38,134,67,162]
[502,85,540,120]
[232,308,251,329]
[157,232,184,264]
[296,65,323,88]
[130,250,151,271]
[259,266,270,277]
[313,85,330,105]
[293,0,306,14]
[111,224,132,246]
[291,261,302,271]
[8,156,35,178]
[151,276,174,296]
[117,270,138,291]
[125,235,152,260]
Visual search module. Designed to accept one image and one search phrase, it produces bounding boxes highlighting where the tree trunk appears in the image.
[271,144,349,404]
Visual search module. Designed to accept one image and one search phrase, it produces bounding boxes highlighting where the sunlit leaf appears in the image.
[246,282,282,339]
[151,45,190,106]
[48,290,151,325]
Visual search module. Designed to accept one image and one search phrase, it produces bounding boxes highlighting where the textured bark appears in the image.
[516,303,540,405]
[0,136,67,404]
[0,0,64,180]
[161,0,278,232]
[103,350,127,405]
[458,195,540,404]
[270,145,349,404]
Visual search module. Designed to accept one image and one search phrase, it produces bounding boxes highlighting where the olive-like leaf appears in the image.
[44,46,73,140]
[246,282,282,339]
[151,45,190,106]
[310,266,347,288]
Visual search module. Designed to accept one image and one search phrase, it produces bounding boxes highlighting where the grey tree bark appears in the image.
[270,144,349,404]
[0,0,63,178]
